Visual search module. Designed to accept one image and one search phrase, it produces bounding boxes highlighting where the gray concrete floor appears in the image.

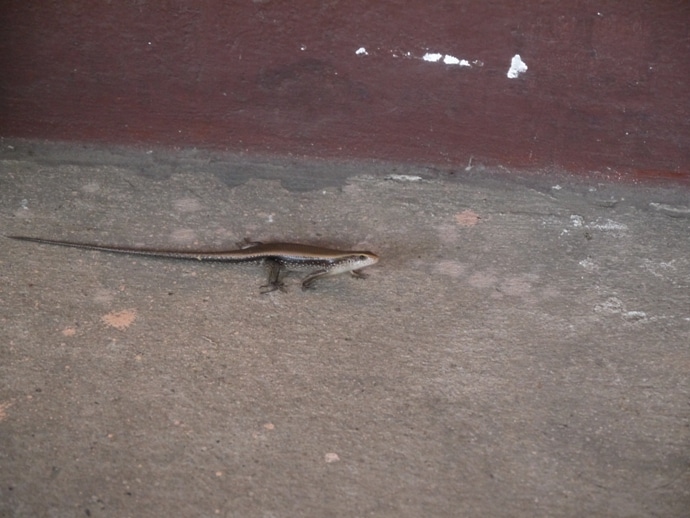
[1,141,688,517]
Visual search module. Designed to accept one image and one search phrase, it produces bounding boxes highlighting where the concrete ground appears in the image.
[0,141,688,517]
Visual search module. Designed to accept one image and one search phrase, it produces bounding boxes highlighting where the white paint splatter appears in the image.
[423,53,443,62]
[355,47,478,67]
[623,311,647,322]
[324,452,340,463]
[649,202,690,218]
[423,52,471,67]
[590,219,627,231]
[640,258,676,278]
[445,55,470,66]
[570,215,584,227]
[385,174,423,182]
[594,297,648,322]
[507,54,528,78]
[594,297,624,315]
[579,258,597,271]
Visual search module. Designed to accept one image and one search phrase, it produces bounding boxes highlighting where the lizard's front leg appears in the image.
[260,259,287,293]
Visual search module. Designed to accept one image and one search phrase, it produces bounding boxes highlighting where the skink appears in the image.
[7,235,379,292]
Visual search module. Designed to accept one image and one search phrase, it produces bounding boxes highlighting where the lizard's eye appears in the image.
[358,255,368,261]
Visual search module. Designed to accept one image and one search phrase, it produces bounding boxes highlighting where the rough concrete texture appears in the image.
[0,142,688,517]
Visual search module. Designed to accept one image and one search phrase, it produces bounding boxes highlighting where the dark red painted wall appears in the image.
[1,1,688,180]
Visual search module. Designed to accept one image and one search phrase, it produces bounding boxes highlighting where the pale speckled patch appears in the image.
[252,422,276,441]
[541,286,561,299]
[169,228,198,243]
[256,211,275,224]
[14,207,32,219]
[436,223,459,243]
[435,260,468,278]
[102,309,137,330]
[0,401,13,422]
[93,288,116,304]
[500,274,538,297]
[436,262,548,303]
[81,182,100,193]
[467,270,499,289]
[455,210,480,227]
[342,183,363,196]
[62,327,76,337]
[436,211,480,244]
[212,227,237,241]
[173,197,203,212]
